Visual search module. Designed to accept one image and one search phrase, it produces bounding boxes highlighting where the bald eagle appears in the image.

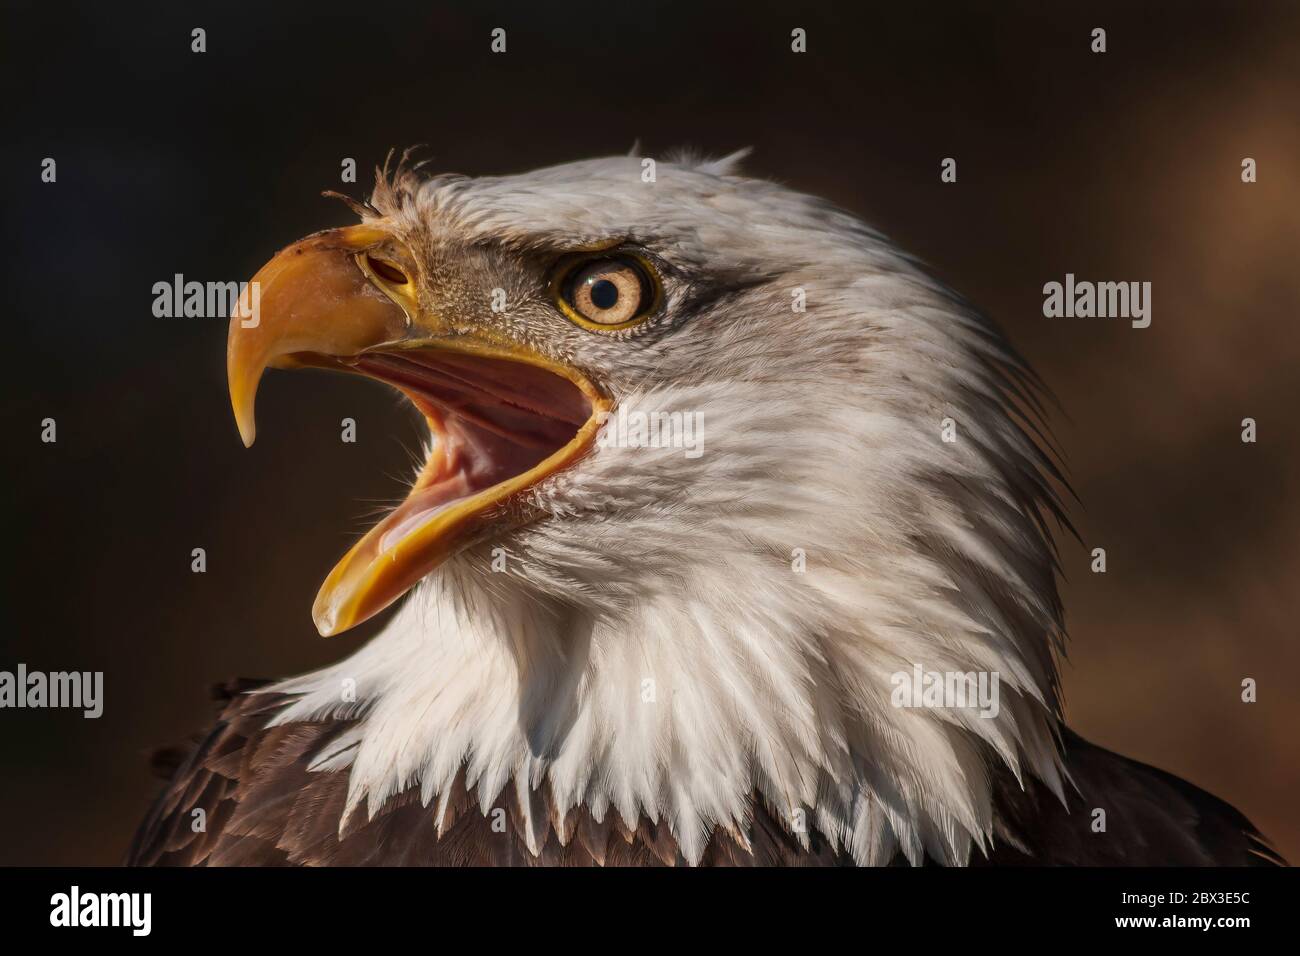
[129,152,1280,866]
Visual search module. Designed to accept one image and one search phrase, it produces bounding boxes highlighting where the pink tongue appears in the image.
[378,414,555,552]
[348,349,593,554]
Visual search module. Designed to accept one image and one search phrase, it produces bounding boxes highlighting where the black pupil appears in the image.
[590,278,619,310]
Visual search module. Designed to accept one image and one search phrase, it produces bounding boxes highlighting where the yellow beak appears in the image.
[227,224,406,448]
[226,223,608,637]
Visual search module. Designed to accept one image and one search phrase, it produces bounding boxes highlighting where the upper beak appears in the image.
[227,224,408,448]
[226,222,608,637]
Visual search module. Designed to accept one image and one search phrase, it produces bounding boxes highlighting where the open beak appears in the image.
[227,223,610,636]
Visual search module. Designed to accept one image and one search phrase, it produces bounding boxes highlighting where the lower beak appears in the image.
[226,224,608,636]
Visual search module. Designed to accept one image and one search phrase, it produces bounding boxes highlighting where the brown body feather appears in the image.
[126,680,1282,867]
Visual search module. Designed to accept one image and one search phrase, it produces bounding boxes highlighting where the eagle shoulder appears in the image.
[984,729,1284,866]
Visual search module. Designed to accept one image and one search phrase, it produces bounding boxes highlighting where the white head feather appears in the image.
[269,153,1070,865]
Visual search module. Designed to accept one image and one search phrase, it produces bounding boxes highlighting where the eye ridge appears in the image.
[554,254,659,330]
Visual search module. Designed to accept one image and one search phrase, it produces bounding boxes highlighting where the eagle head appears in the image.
[228,152,1068,865]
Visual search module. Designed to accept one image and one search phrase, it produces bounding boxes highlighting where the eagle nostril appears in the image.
[366,256,409,285]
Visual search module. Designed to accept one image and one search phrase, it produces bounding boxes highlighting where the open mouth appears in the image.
[226,223,609,636]
[306,346,602,633]
[356,350,594,551]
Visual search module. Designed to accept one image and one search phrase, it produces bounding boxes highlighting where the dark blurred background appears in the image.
[2,0,1297,864]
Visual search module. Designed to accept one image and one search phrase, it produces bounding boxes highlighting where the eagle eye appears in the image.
[554,255,658,330]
